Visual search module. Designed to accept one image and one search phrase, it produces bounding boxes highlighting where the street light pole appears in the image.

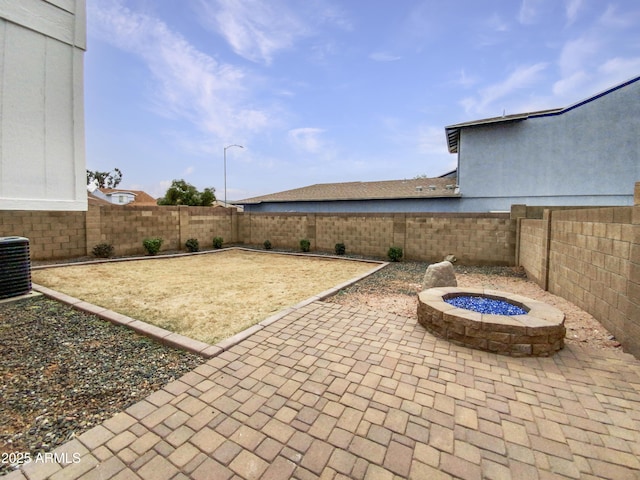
[223,144,243,207]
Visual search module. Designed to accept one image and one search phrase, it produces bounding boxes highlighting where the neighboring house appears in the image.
[240,76,639,213]
[445,75,640,212]
[213,200,243,211]
[0,1,87,211]
[90,188,158,206]
[237,177,460,213]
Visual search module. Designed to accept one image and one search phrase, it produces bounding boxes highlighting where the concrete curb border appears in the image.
[32,249,389,359]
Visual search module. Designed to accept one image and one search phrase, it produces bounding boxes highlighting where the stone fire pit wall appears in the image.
[417,287,566,357]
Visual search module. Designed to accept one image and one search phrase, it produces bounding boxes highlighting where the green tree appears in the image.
[157,179,216,206]
[87,168,123,188]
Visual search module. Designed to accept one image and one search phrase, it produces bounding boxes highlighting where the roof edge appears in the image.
[238,194,462,205]
[445,74,640,153]
[531,74,640,119]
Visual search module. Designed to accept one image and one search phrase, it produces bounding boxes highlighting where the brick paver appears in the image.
[8,301,640,479]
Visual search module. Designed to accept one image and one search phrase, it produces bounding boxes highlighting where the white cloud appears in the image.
[597,57,640,85]
[515,58,640,113]
[551,5,639,103]
[288,128,325,153]
[377,118,453,176]
[599,4,639,29]
[309,40,340,64]
[552,70,589,97]
[557,35,601,77]
[565,0,583,25]
[314,3,353,32]
[416,126,450,157]
[88,0,271,142]
[487,13,509,32]
[455,69,478,88]
[193,0,309,65]
[155,180,173,198]
[459,97,476,114]
[473,14,510,48]
[549,57,640,107]
[518,0,545,24]
[461,63,549,115]
[369,52,402,62]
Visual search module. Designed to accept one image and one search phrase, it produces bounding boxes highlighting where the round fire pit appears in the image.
[417,287,565,357]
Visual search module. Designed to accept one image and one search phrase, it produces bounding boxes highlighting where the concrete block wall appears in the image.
[180,207,237,249]
[243,214,309,250]
[516,186,640,358]
[315,214,395,258]
[405,213,515,265]
[628,208,640,357]
[95,205,240,255]
[0,207,517,262]
[97,205,182,256]
[240,212,515,263]
[517,218,548,287]
[548,206,636,354]
[0,204,240,260]
[0,210,86,259]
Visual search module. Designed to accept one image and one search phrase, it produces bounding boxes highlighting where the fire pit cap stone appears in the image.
[417,287,566,357]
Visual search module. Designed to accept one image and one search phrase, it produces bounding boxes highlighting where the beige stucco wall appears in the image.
[0,0,87,211]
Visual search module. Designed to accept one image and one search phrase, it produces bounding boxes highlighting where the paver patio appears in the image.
[5,300,640,480]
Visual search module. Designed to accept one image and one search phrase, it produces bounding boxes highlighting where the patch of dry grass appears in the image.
[32,249,379,344]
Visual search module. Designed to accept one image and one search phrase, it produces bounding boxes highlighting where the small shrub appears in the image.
[300,239,311,252]
[335,243,346,255]
[143,237,163,256]
[92,243,114,258]
[263,240,272,250]
[212,236,224,249]
[387,246,403,262]
[185,238,199,252]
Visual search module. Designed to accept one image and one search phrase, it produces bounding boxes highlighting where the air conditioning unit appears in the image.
[0,236,32,300]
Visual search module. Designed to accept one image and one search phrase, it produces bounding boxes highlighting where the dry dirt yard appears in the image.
[31,249,379,345]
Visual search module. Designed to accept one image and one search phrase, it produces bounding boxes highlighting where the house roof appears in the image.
[88,193,112,206]
[445,74,640,154]
[445,109,561,154]
[237,178,459,205]
[99,188,158,205]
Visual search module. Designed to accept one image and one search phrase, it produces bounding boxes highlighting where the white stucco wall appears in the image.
[0,0,87,211]
[457,78,640,209]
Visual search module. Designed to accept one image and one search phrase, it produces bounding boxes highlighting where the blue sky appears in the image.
[85,0,640,201]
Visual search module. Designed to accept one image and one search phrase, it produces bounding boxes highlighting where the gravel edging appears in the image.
[0,296,204,475]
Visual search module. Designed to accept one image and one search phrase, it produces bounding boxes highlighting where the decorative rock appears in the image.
[422,261,457,290]
[0,296,204,475]
[445,296,527,315]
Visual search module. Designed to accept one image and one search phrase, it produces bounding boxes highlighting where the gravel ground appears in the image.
[328,261,623,351]
[0,296,204,475]
[1,253,622,475]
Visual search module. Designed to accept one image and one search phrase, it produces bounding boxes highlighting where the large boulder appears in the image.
[422,261,457,289]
